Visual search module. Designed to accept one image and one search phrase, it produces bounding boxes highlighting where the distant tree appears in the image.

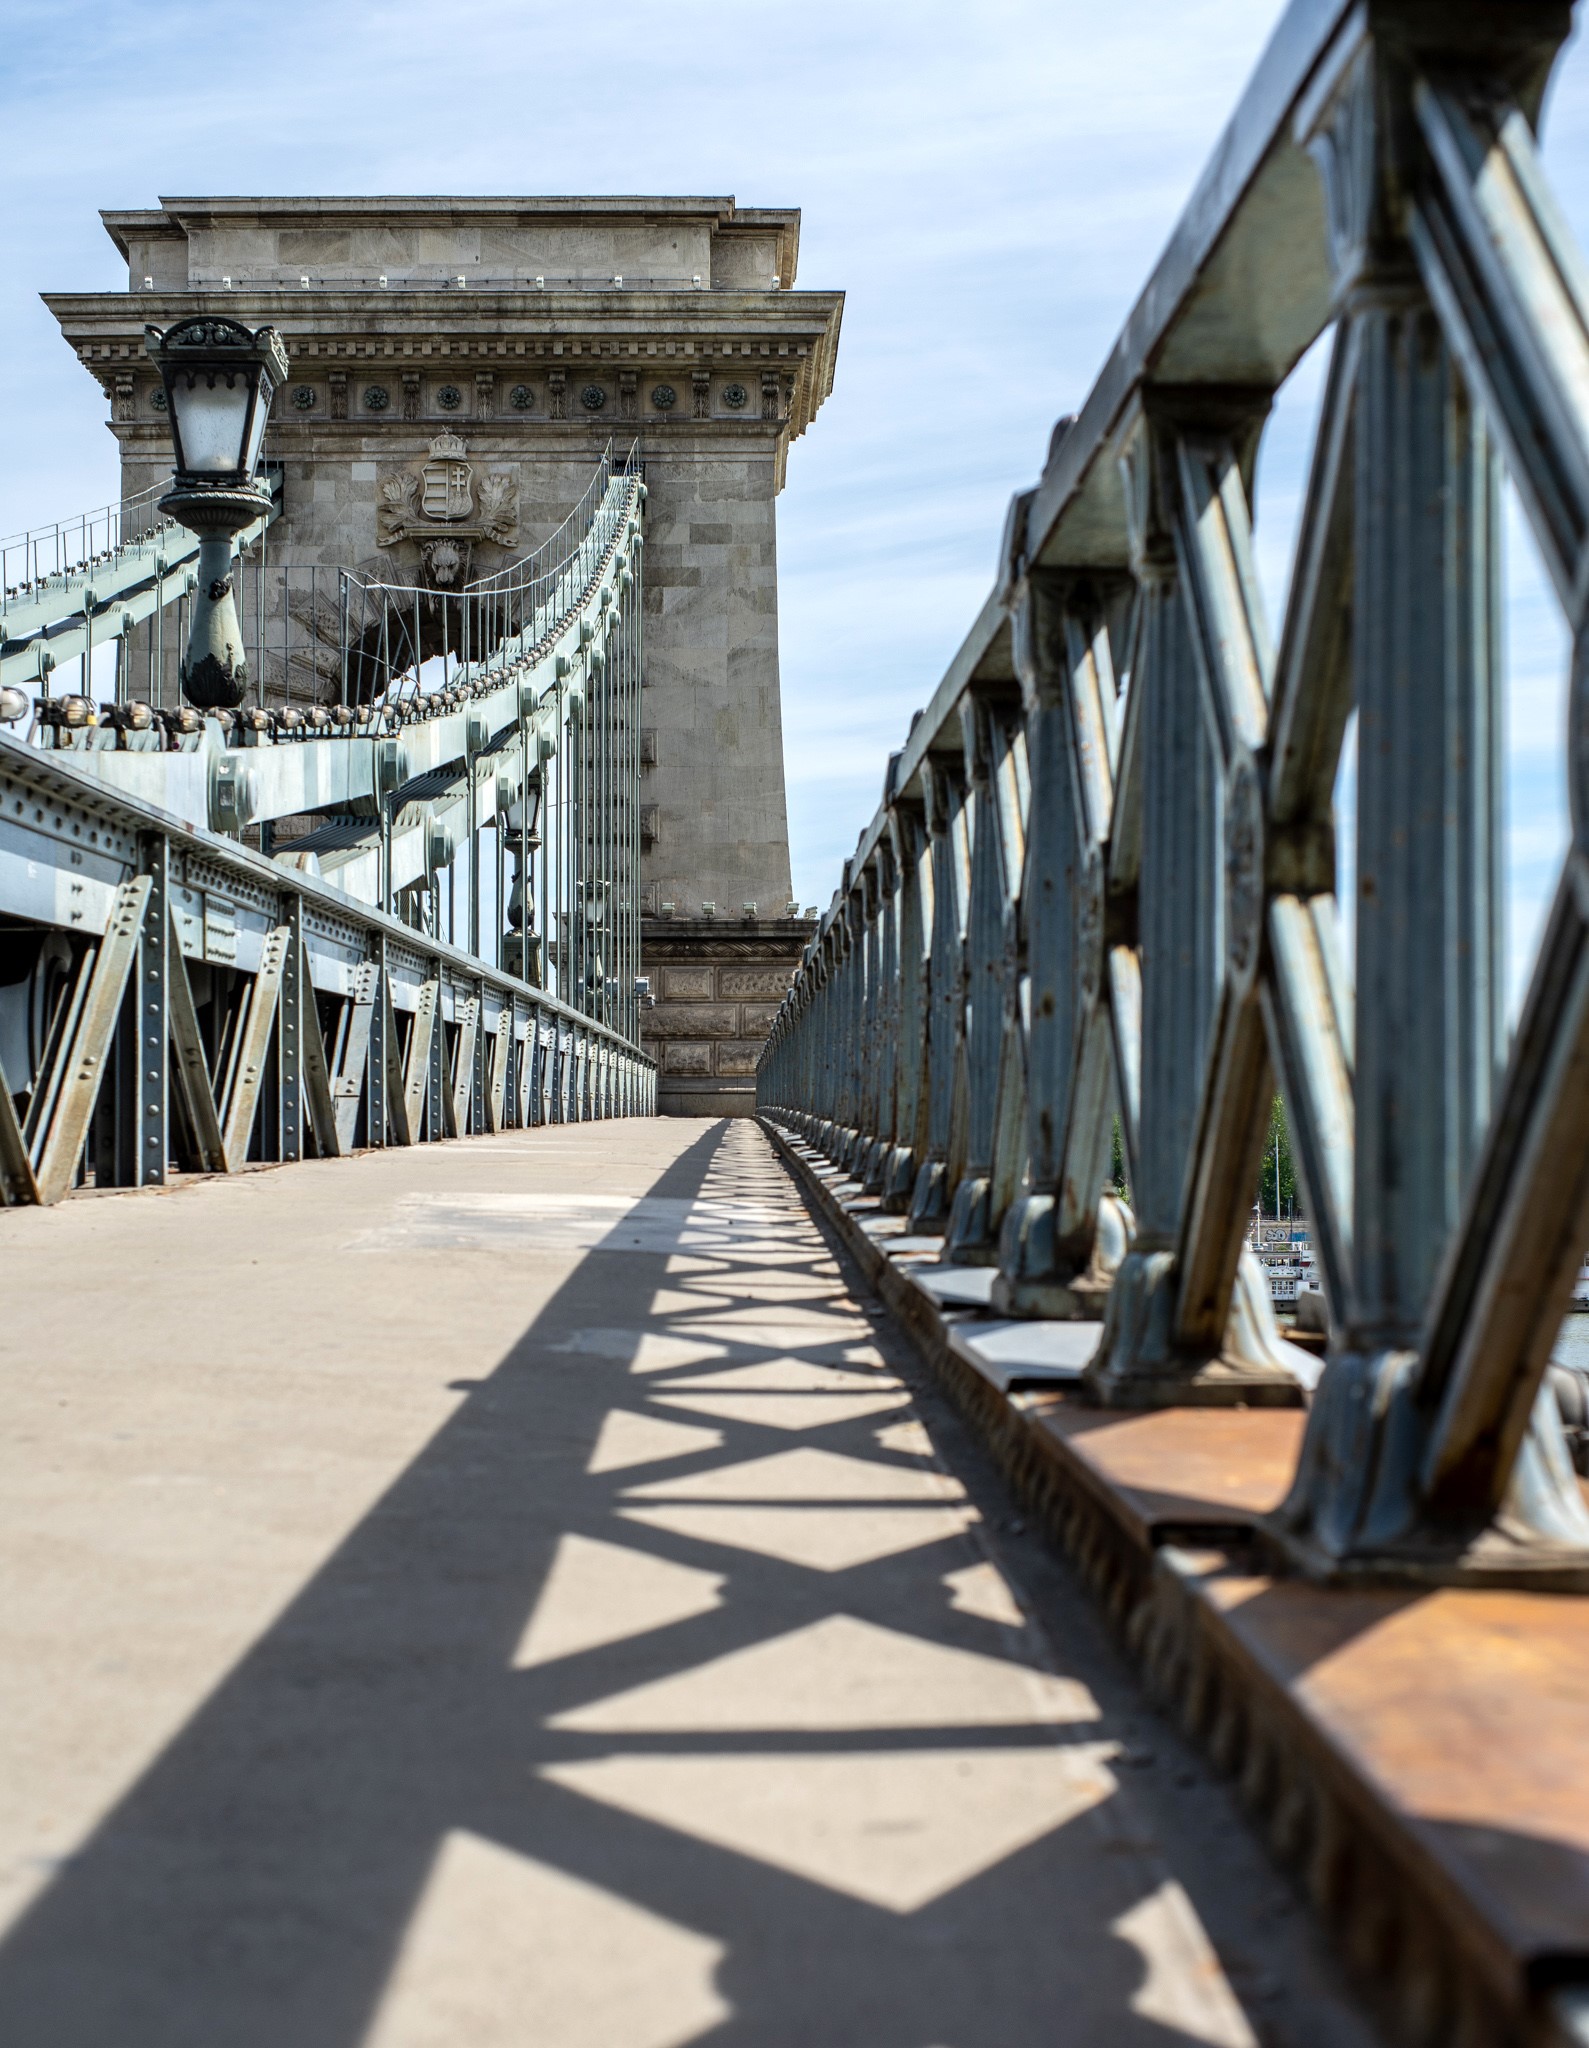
[1110,1115,1129,1205]
[1106,1104,1296,1218]
[1258,1093,1297,1219]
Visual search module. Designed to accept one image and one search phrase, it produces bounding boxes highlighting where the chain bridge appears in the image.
[4,3,1589,2045]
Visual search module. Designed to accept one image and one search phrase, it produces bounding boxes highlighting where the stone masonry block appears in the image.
[663,1041,713,1076]
[718,968,791,1002]
[645,1003,739,1038]
[739,1002,782,1035]
[662,966,714,1001]
[716,1041,765,1076]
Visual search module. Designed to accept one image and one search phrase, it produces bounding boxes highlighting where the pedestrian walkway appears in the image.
[0,1120,1375,2045]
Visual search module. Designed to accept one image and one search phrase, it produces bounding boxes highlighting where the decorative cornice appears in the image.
[640,919,815,962]
[45,287,842,448]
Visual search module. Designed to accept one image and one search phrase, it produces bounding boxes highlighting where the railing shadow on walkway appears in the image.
[0,1120,1332,2048]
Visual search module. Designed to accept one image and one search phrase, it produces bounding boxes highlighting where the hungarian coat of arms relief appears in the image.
[377,432,520,584]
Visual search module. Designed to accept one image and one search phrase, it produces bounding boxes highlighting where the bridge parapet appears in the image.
[759,0,1589,1592]
[0,446,655,1203]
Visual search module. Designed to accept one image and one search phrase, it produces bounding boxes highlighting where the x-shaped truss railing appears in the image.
[760,0,1589,1584]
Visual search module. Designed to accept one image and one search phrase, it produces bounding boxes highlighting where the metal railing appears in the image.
[0,474,280,700]
[0,445,653,1205]
[0,475,170,603]
[319,444,646,1034]
[338,439,631,713]
[759,0,1589,1588]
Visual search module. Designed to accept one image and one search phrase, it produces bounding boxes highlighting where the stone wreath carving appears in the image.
[581,384,607,411]
[291,386,316,410]
[150,388,168,412]
[477,472,516,527]
[363,386,390,411]
[652,384,677,411]
[378,472,421,541]
[436,385,462,411]
[510,384,533,410]
[722,382,748,409]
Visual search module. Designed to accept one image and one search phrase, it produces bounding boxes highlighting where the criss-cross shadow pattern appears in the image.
[0,1121,1367,2047]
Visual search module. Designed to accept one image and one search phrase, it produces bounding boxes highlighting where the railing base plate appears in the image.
[1258,1521,1589,1595]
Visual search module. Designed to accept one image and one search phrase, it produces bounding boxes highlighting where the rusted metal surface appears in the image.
[771,1111,1589,2046]
[1029,1401,1305,1540]
[1152,1552,1589,2039]
[1194,1567,1589,1957]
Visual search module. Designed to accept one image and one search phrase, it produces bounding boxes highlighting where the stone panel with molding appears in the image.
[644,1003,740,1039]
[718,967,794,1002]
[662,966,715,1001]
[662,1041,713,1076]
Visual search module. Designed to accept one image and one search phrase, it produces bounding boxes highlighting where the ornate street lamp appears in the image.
[144,316,288,709]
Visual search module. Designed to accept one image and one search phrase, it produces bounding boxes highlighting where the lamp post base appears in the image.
[161,488,269,713]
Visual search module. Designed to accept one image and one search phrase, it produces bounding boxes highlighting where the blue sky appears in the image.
[2,0,1586,1003]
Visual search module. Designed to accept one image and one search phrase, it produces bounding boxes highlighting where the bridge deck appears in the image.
[0,1121,1373,2046]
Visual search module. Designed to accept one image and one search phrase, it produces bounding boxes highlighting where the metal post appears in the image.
[367,936,389,1147]
[882,799,929,1209]
[280,894,304,1164]
[138,832,170,1186]
[907,758,968,1232]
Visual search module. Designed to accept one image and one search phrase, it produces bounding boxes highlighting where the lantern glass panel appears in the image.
[172,371,251,475]
[242,386,270,477]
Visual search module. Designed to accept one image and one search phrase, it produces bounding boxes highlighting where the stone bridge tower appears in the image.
[46,196,843,1114]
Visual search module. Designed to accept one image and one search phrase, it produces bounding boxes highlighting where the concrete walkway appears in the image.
[0,1120,1375,2046]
